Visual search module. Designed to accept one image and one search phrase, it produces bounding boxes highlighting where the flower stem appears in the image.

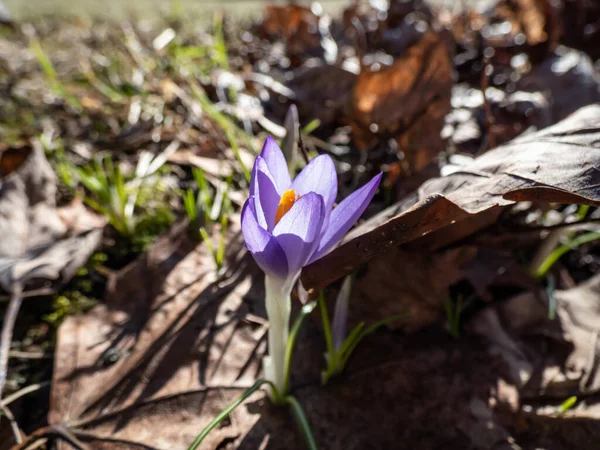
[263,275,292,400]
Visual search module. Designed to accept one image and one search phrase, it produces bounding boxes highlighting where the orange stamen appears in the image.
[275,189,300,225]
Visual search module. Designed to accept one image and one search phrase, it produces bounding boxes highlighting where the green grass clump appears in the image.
[183,168,232,271]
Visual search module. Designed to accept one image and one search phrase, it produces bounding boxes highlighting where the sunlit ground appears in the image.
[4,0,348,21]
[3,0,492,21]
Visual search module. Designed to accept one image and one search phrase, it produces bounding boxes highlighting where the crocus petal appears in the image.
[253,157,280,231]
[291,154,338,214]
[310,173,382,263]
[260,136,292,193]
[273,192,325,275]
[241,197,289,279]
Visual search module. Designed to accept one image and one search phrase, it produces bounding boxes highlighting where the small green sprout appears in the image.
[536,231,600,278]
[546,274,556,320]
[183,168,213,228]
[301,119,321,136]
[558,396,577,415]
[320,276,407,384]
[29,33,81,109]
[188,81,254,179]
[444,295,463,339]
[211,12,229,71]
[75,155,134,236]
[73,143,177,238]
[183,168,232,271]
[533,204,597,278]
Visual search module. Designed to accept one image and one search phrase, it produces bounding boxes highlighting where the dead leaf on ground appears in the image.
[348,30,453,171]
[0,143,102,291]
[351,246,476,332]
[0,144,32,177]
[466,273,600,448]
[517,47,600,123]
[302,104,600,292]
[347,240,541,334]
[285,65,357,128]
[560,0,600,60]
[260,5,324,64]
[444,86,551,155]
[50,220,267,449]
[496,0,549,46]
[57,198,108,235]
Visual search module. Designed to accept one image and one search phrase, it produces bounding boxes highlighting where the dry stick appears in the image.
[0,282,23,402]
[7,351,51,360]
[9,425,91,450]
[54,425,92,450]
[1,381,51,407]
[9,425,52,450]
[21,439,46,450]
[71,431,155,449]
[0,286,53,303]
[1,403,23,444]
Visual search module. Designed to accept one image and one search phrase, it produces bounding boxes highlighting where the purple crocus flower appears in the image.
[240,136,381,397]
[242,137,382,282]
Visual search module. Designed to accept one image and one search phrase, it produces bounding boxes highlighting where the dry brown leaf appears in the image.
[560,0,600,60]
[0,144,32,177]
[352,246,476,332]
[286,65,357,128]
[50,221,266,449]
[467,273,600,448]
[0,143,102,291]
[348,31,453,171]
[260,5,323,63]
[262,5,317,40]
[510,0,548,45]
[57,198,108,235]
[517,47,600,123]
[302,104,600,292]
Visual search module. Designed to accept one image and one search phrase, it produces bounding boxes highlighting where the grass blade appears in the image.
[285,395,318,450]
[283,301,317,396]
[536,231,600,278]
[318,291,333,361]
[183,189,197,222]
[187,379,274,450]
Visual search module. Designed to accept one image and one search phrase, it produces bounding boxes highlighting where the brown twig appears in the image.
[0,282,23,402]
[9,425,51,450]
[7,351,51,360]
[9,425,91,450]
[72,431,155,449]
[0,286,54,303]
[1,403,23,444]
[54,425,92,450]
[1,381,51,407]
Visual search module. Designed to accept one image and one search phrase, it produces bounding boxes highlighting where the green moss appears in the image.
[43,291,97,326]
[43,251,107,327]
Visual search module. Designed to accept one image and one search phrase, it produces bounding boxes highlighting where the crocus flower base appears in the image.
[263,274,293,400]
